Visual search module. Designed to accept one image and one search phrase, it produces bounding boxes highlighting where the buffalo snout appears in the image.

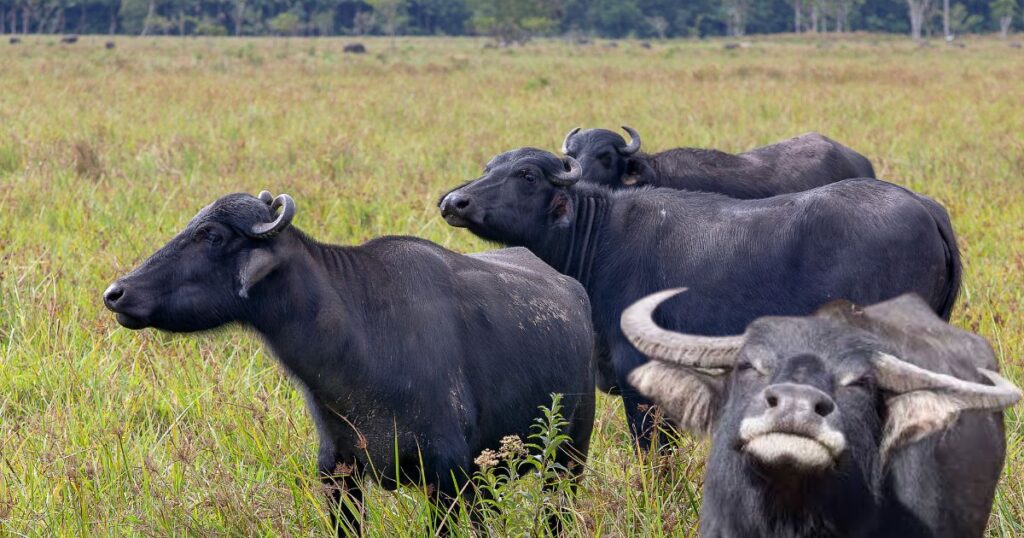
[103,280,149,329]
[103,282,125,309]
[439,191,472,227]
[739,382,846,471]
[763,383,836,418]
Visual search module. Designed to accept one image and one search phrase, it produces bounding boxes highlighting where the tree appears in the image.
[906,0,933,39]
[646,14,667,37]
[991,0,1018,37]
[722,0,750,35]
[585,0,645,38]
[369,0,405,41]
[268,10,299,33]
[468,0,559,45]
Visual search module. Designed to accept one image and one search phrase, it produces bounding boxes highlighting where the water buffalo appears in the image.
[104,191,595,534]
[560,127,876,197]
[438,148,960,448]
[623,290,1020,537]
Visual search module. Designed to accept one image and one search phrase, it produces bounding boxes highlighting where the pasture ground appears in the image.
[1,34,1022,536]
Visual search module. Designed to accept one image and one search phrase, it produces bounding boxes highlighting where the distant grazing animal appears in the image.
[9,37,21,44]
[104,191,595,535]
[105,41,116,50]
[343,43,366,54]
[439,148,960,448]
[561,127,876,197]
[61,35,78,44]
[623,290,1020,537]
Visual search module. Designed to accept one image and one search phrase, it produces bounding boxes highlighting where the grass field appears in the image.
[1,34,1022,536]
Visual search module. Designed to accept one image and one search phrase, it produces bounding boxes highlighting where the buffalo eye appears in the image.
[598,152,612,167]
[736,360,760,374]
[519,169,535,182]
[195,227,223,247]
[842,376,872,390]
[206,230,223,247]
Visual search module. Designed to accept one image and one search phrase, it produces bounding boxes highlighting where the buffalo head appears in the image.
[621,289,1020,477]
[104,191,296,332]
[560,125,648,188]
[438,148,582,245]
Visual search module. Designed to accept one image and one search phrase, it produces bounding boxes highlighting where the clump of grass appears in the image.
[471,394,578,536]
[72,141,103,180]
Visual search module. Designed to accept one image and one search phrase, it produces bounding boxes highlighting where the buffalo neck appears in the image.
[245,231,366,391]
[531,185,612,290]
[702,452,879,537]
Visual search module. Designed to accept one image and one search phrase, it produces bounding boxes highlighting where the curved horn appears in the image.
[550,156,583,186]
[620,125,641,155]
[258,191,273,204]
[249,194,295,238]
[561,127,581,154]
[620,288,746,369]
[872,352,1022,410]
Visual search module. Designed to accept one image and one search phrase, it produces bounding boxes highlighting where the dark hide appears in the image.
[564,129,876,197]
[439,148,960,448]
[104,193,595,535]
[693,295,1006,537]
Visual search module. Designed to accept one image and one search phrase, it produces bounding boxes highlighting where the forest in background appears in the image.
[0,0,1020,41]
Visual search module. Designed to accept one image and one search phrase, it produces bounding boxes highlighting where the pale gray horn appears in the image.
[872,352,1022,410]
[258,191,273,204]
[620,288,746,369]
[550,156,583,186]
[250,194,295,238]
[620,125,641,155]
[561,127,581,154]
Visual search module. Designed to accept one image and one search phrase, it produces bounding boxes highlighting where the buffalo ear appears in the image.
[623,159,653,186]
[550,192,575,226]
[239,248,279,298]
[628,362,725,435]
[880,390,969,461]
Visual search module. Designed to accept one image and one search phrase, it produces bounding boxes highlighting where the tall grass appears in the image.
[0,34,1021,536]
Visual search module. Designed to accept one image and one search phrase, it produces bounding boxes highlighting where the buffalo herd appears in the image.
[105,127,1020,537]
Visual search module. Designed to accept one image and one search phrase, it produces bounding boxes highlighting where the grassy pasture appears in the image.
[0,34,1022,536]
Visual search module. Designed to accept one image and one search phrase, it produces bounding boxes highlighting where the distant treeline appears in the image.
[0,0,1019,40]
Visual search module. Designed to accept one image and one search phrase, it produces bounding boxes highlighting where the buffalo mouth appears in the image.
[441,210,470,228]
[739,419,846,472]
[114,311,150,330]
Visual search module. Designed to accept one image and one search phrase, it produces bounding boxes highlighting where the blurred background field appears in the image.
[0,35,1022,535]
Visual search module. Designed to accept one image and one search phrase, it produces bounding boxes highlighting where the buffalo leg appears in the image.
[613,344,671,452]
[319,447,362,536]
[425,448,474,536]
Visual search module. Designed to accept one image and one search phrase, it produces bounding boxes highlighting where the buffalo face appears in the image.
[438,148,581,244]
[717,325,878,479]
[621,290,1020,483]
[104,192,294,332]
[560,126,642,188]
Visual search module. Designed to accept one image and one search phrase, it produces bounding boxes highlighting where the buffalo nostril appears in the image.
[765,394,779,408]
[104,283,125,308]
[454,198,470,210]
[814,399,835,417]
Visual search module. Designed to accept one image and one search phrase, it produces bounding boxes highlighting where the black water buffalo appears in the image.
[561,127,876,197]
[104,191,595,534]
[438,148,960,448]
[622,290,1020,537]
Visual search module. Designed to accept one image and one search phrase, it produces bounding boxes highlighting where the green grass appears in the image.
[0,34,1022,536]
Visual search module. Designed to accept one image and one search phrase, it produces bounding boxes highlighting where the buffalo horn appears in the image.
[561,127,581,155]
[550,156,583,186]
[250,194,295,238]
[620,288,746,369]
[872,352,1021,410]
[620,125,641,155]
